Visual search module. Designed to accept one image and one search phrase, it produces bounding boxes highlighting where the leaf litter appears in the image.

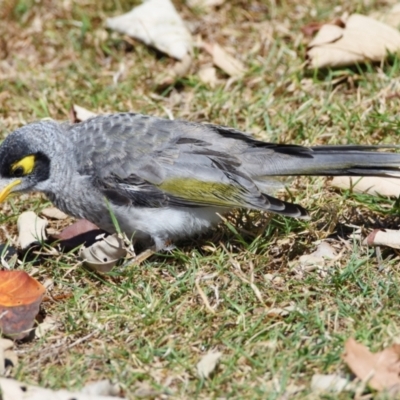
[196,350,222,379]
[307,14,400,69]
[343,338,400,394]
[106,0,193,60]
[0,271,45,339]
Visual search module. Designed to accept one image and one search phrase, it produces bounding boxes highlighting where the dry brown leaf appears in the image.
[266,305,300,317]
[301,22,327,37]
[0,271,45,339]
[198,65,219,87]
[301,18,344,37]
[0,377,126,400]
[155,53,193,87]
[41,207,68,220]
[364,229,400,249]
[53,220,104,251]
[79,234,127,272]
[330,176,400,197]
[299,241,337,267]
[311,374,353,393]
[203,42,246,77]
[307,14,400,69]
[35,316,58,339]
[343,338,400,392]
[197,351,222,379]
[57,220,100,240]
[106,0,193,60]
[17,211,48,249]
[0,338,13,375]
[370,4,400,29]
[81,380,121,396]
[133,382,161,398]
[70,105,97,123]
[187,0,224,9]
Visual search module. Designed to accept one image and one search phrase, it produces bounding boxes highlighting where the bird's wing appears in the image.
[68,113,307,217]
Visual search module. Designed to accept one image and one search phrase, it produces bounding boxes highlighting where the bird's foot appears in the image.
[153,237,176,252]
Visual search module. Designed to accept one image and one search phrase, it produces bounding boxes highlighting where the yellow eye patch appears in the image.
[11,155,35,175]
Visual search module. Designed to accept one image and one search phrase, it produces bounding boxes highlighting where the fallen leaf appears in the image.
[106,0,193,60]
[301,18,344,37]
[35,316,58,339]
[330,176,400,197]
[81,380,120,396]
[198,65,219,87]
[133,382,162,398]
[0,339,13,351]
[17,211,48,249]
[40,207,68,220]
[266,305,300,317]
[299,241,337,267]
[0,338,14,375]
[307,14,400,69]
[57,220,100,240]
[0,244,18,269]
[0,377,126,400]
[370,3,400,29]
[311,374,353,393]
[187,0,224,9]
[70,105,97,123]
[301,22,326,37]
[53,220,105,251]
[155,53,193,87]
[203,42,246,77]
[343,338,400,392]
[197,351,222,379]
[79,234,127,272]
[364,229,400,249]
[0,271,45,339]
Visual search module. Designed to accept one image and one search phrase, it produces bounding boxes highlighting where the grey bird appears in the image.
[0,112,399,250]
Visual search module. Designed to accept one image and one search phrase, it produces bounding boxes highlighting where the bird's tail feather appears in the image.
[266,145,400,178]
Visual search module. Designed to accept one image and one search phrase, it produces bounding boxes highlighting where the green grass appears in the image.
[2,0,400,398]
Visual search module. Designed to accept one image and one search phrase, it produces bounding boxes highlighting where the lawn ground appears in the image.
[1,0,400,398]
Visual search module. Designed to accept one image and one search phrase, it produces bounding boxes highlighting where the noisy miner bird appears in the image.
[0,112,400,250]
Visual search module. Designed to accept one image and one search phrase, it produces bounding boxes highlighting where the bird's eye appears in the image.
[10,155,36,178]
[12,166,25,177]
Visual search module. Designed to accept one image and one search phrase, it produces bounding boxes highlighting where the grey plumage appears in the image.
[1,112,400,250]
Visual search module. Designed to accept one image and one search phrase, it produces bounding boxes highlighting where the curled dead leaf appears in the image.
[17,211,48,249]
[198,66,219,87]
[41,207,68,220]
[307,14,400,69]
[35,316,58,339]
[0,338,14,375]
[330,176,400,197]
[311,374,353,393]
[106,0,193,60]
[79,234,127,272]
[364,228,400,249]
[343,338,400,393]
[53,219,105,251]
[0,271,45,339]
[0,377,126,400]
[155,53,193,87]
[299,241,337,267]
[197,351,222,379]
[81,380,121,396]
[70,105,97,123]
[370,3,400,29]
[203,42,246,77]
[187,0,225,9]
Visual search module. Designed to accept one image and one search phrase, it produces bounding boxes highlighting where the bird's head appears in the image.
[0,121,63,202]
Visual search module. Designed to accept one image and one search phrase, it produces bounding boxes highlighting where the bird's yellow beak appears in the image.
[0,180,22,202]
